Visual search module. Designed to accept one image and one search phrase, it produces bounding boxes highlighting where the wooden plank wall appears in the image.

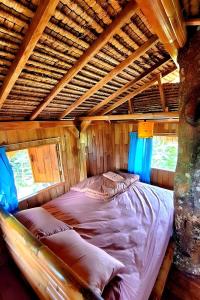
[0,120,178,210]
[151,169,175,190]
[0,126,81,208]
[84,121,178,190]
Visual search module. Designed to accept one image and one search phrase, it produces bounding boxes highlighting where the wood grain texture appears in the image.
[135,0,186,62]
[0,125,82,208]
[59,36,158,119]
[87,57,171,116]
[79,112,179,121]
[29,1,139,120]
[0,0,59,109]
[0,210,102,300]
[151,169,174,190]
[84,121,178,191]
[29,144,61,183]
[0,121,76,131]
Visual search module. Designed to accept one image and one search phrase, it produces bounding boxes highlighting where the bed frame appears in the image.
[0,209,174,300]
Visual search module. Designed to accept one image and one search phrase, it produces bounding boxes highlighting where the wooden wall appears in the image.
[151,168,175,190]
[0,120,178,210]
[0,126,81,208]
[84,121,178,189]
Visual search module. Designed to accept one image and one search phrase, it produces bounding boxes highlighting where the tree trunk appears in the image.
[174,30,200,276]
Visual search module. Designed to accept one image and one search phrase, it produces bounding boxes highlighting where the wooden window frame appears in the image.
[4,137,64,200]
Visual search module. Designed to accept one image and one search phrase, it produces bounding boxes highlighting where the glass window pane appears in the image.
[7,148,60,201]
[151,136,178,172]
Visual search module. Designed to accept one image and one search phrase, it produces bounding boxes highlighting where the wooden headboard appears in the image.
[0,209,102,300]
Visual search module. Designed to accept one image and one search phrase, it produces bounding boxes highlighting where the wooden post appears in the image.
[79,132,87,181]
[174,31,200,276]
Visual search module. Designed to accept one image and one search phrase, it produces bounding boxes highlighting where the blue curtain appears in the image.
[0,147,18,213]
[128,132,153,183]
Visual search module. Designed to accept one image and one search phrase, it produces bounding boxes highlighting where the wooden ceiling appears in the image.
[0,0,198,122]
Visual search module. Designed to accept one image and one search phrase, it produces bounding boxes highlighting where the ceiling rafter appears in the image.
[79,112,179,121]
[157,73,166,111]
[87,56,171,116]
[101,67,176,115]
[0,0,60,109]
[59,35,158,119]
[135,0,186,63]
[29,1,139,120]
[80,57,173,132]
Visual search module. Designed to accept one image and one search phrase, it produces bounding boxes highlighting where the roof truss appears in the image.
[0,0,186,122]
[0,0,60,109]
[59,35,158,119]
[29,1,139,120]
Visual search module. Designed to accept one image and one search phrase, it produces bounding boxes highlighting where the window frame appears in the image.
[151,134,178,172]
[5,137,64,200]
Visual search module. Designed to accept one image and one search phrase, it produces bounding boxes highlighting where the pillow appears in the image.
[103,171,124,182]
[41,230,124,295]
[15,207,71,239]
[71,172,139,200]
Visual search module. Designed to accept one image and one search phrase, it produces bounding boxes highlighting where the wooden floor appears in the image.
[162,266,200,300]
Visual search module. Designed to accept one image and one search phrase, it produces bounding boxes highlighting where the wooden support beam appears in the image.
[0,121,76,131]
[29,1,139,120]
[185,18,200,26]
[59,35,158,119]
[102,78,158,115]
[157,73,166,111]
[0,0,59,109]
[88,57,171,116]
[79,112,179,122]
[135,0,186,63]
[101,66,176,115]
[128,100,133,114]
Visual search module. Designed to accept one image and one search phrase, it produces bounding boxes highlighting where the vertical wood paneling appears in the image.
[0,126,81,208]
[85,121,177,190]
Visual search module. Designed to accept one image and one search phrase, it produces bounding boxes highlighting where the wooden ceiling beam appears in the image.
[88,56,171,115]
[102,78,158,115]
[0,120,76,131]
[135,0,186,63]
[79,112,179,121]
[157,73,166,111]
[59,35,158,119]
[0,0,59,109]
[29,1,139,120]
[185,19,200,26]
[101,67,177,115]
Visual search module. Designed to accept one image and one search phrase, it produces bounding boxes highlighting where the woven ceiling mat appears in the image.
[113,83,180,114]
[0,0,179,120]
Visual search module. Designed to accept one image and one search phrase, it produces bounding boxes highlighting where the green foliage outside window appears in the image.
[8,149,52,201]
[151,136,178,172]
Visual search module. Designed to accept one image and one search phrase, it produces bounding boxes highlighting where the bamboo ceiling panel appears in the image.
[0,0,181,120]
[110,83,180,115]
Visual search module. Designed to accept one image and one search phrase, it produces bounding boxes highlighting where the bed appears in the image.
[0,173,174,300]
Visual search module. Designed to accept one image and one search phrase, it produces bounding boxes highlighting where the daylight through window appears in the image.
[7,144,62,201]
[151,136,178,172]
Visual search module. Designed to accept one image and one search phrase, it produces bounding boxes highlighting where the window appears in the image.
[7,143,62,201]
[151,136,178,172]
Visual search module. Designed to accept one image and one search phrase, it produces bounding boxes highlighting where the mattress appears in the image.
[41,182,174,300]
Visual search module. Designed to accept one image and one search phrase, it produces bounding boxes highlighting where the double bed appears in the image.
[0,173,174,300]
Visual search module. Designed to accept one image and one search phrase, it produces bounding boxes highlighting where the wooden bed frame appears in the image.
[0,209,174,300]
